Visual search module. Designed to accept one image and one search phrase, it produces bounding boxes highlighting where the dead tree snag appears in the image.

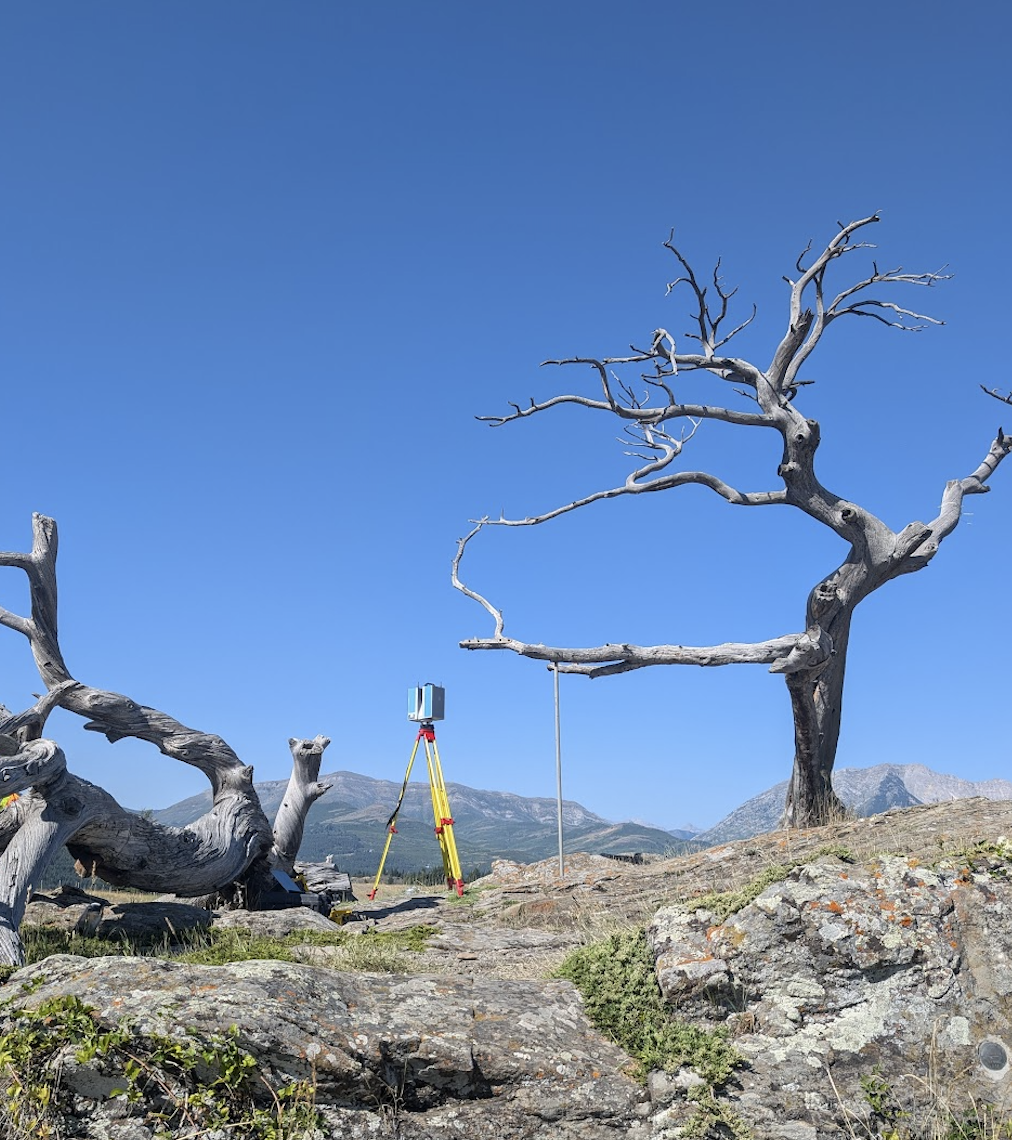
[455,216,1011,828]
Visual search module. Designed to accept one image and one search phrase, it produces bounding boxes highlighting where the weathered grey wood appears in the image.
[982,385,1012,406]
[271,735,333,874]
[455,216,1012,829]
[0,738,67,796]
[0,680,77,745]
[295,856,355,907]
[456,629,807,676]
[0,764,102,965]
[295,858,352,895]
[0,516,331,965]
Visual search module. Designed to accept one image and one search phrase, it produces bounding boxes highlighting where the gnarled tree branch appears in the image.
[458,629,808,678]
[456,218,1009,830]
[0,514,333,964]
[981,386,1012,407]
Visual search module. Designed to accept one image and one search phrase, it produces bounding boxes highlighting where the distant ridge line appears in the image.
[694,763,1012,845]
[148,762,1012,872]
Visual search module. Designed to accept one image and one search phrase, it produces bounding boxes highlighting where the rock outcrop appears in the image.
[1,954,645,1138]
[649,852,1012,1137]
[8,801,1012,1137]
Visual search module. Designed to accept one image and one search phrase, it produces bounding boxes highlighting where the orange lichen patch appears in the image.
[874,892,896,913]
[721,927,748,949]
[900,916,914,927]
[824,900,844,915]
[907,858,920,868]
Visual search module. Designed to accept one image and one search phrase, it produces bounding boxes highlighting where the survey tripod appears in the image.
[368,717,465,899]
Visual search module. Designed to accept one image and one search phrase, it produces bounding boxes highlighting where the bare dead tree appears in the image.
[454,216,1011,829]
[0,513,332,966]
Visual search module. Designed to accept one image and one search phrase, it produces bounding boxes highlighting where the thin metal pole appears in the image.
[553,663,564,877]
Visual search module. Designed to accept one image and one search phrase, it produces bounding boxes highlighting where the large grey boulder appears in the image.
[1,954,645,1138]
[210,905,339,936]
[648,853,1012,1137]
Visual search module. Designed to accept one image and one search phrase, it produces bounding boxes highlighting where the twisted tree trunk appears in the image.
[453,216,1012,829]
[782,643,850,827]
[0,514,333,965]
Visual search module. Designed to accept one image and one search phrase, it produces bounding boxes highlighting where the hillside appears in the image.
[152,771,692,875]
[146,761,1012,875]
[695,762,1012,844]
[19,794,1012,1139]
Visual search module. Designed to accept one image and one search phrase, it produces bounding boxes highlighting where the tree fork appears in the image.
[455,218,1010,829]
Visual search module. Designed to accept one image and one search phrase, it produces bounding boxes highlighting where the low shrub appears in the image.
[0,994,321,1139]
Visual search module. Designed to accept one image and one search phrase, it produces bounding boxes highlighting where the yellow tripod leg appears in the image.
[367,828,397,902]
[424,731,464,896]
[367,734,423,900]
[421,730,452,887]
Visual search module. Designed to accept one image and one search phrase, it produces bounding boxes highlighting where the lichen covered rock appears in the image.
[1,953,645,1138]
[649,853,1012,1136]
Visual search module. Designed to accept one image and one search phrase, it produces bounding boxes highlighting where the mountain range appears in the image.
[152,771,694,876]
[693,763,1012,845]
[145,762,1012,878]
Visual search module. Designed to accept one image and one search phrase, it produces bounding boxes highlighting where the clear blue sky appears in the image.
[1,3,1009,833]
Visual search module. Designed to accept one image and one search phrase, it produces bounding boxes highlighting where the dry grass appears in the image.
[420,946,574,982]
[91,887,161,905]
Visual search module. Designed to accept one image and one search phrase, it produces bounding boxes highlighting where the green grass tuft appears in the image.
[557,928,740,1086]
[685,863,794,924]
[684,844,857,923]
[17,921,433,971]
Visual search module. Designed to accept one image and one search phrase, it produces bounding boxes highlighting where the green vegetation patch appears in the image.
[557,928,741,1083]
[557,928,749,1135]
[933,837,1012,881]
[171,925,426,967]
[684,845,857,923]
[0,994,321,1139]
[17,922,433,972]
[686,863,794,924]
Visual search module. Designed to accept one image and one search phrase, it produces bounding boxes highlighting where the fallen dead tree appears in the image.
[0,513,332,966]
